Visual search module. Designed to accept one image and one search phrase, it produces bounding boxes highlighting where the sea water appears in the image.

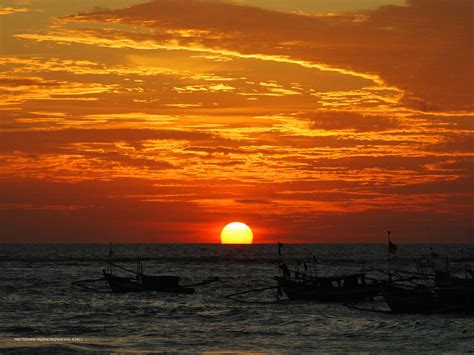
[0,244,472,352]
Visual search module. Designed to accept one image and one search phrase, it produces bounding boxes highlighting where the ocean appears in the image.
[0,244,472,353]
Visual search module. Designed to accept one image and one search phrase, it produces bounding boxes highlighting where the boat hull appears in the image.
[103,272,195,294]
[382,285,442,314]
[435,277,474,314]
[275,276,380,302]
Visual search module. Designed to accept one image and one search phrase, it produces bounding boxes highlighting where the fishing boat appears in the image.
[380,236,474,314]
[274,242,381,302]
[275,269,381,302]
[380,271,474,314]
[71,245,220,294]
[101,247,195,294]
[102,270,195,294]
[379,236,448,313]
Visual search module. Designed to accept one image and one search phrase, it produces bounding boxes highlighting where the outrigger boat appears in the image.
[380,233,474,314]
[380,269,474,314]
[378,231,442,313]
[102,264,194,294]
[72,245,218,294]
[275,270,381,302]
[102,244,195,294]
[274,243,381,302]
[380,253,446,313]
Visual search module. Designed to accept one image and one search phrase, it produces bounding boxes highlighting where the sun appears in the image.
[220,222,253,244]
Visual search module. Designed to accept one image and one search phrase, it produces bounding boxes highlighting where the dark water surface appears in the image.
[0,244,473,353]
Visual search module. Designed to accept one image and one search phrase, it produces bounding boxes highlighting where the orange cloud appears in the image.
[47,0,473,111]
[0,7,36,15]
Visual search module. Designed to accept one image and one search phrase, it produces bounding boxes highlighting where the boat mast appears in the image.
[387,231,391,281]
[313,255,318,277]
[277,241,283,277]
[108,242,113,274]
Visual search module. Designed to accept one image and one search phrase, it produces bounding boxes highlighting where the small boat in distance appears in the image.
[102,245,195,294]
[72,244,199,294]
[102,268,195,294]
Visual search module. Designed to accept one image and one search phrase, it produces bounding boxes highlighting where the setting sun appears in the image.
[220,222,253,244]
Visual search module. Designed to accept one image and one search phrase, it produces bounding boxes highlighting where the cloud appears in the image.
[0,128,219,153]
[0,75,117,106]
[303,111,400,132]
[0,7,36,15]
[79,150,176,170]
[40,0,473,111]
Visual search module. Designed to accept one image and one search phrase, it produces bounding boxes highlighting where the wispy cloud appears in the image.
[33,0,471,111]
[0,6,40,15]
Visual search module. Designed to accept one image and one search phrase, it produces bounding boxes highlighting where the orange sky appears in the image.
[0,0,472,243]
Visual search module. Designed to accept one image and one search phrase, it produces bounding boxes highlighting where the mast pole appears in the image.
[387,230,391,281]
[428,226,433,253]
[108,242,113,274]
[277,240,282,277]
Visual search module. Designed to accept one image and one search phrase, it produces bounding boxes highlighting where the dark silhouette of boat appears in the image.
[380,235,474,314]
[275,270,381,302]
[101,245,195,294]
[434,270,474,314]
[102,270,194,294]
[380,272,474,314]
[381,283,443,313]
[274,243,381,302]
[378,231,445,313]
[72,244,211,294]
[380,261,445,313]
